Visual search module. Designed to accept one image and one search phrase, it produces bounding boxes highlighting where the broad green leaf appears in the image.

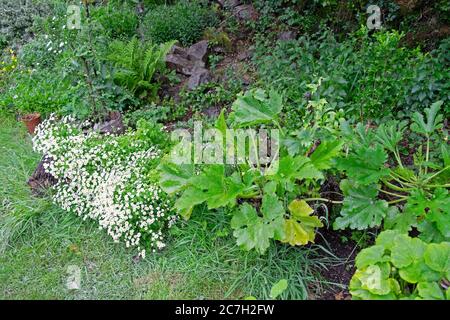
[158,162,194,194]
[353,264,391,295]
[423,242,450,276]
[231,89,282,127]
[410,101,443,136]
[398,261,441,284]
[375,120,407,153]
[282,129,315,156]
[417,282,445,300]
[384,207,416,234]
[355,245,386,269]
[390,236,426,268]
[267,155,323,191]
[282,200,323,246]
[174,187,208,220]
[417,220,446,243]
[191,165,247,210]
[231,203,258,229]
[231,194,285,254]
[405,188,450,240]
[375,230,403,251]
[336,145,390,185]
[288,199,314,218]
[333,180,390,230]
[270,279,288,299]
[309,140,343,170]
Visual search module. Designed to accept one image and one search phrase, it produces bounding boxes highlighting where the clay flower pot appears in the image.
[21,112,41,135]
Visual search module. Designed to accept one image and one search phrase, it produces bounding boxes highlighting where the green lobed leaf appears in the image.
[281,200,323,246]
[410,101,444,136]
[309,140,343,170]
[336,144,390,185]
[231,194,285,254]
[231,89,282,128]
[333,180,390,230]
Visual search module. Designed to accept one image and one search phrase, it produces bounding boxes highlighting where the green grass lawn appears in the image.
[0,117,339,300]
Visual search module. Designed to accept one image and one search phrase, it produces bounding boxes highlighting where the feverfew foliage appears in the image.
[32,115,176,258]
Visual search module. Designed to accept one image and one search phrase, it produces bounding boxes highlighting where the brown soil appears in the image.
[315,228,359,300]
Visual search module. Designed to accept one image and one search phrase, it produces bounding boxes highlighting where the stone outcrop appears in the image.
[165,40,211,90]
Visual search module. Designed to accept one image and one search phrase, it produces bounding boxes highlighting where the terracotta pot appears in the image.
[21,112,41,135]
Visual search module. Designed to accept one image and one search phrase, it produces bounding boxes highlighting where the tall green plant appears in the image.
[334,101,449,242]
[107,37,175,100]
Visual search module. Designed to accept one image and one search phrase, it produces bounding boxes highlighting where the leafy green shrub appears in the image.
[19,33,67,70]
[90,1,138,39]
[33,115,175,258]
[405,38,450,117]
[350,230,449,300]
[334,101,449,242]
[179,82,242,115]
[143,2,218,46]
[124,103,172,128]
[107,37,175,100]
[0,0,51,45]
[0,69,78,116]
[254,27,447,126]
[159,89,344,254]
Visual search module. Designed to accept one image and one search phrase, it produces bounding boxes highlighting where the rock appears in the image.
[166,54,193,75]
[277,30,297,41]
[93,111,125,135]
[187,40,209,62]
[166,41,208,76]
[395,0,423,13]
[165,40,212,90]
[218,0,241,9]
[187,67,210,90]
[203,105,222,118]
[237,50,253,61]
[169,44,189,59]
[234,4,258,21]
[28,156,57,195]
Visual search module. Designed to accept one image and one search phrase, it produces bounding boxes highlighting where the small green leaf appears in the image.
[410,101,443,136]
[270,279,288,299]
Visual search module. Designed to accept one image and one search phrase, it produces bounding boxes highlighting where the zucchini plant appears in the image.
[334,101,449,242]
[159,89,342,254]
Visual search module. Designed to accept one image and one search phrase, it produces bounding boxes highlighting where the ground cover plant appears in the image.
[0,0,448,301]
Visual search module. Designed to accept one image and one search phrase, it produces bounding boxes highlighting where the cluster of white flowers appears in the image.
[33,115,177,257]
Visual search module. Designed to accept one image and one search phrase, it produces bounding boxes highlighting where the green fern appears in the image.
[107,37,175,100]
